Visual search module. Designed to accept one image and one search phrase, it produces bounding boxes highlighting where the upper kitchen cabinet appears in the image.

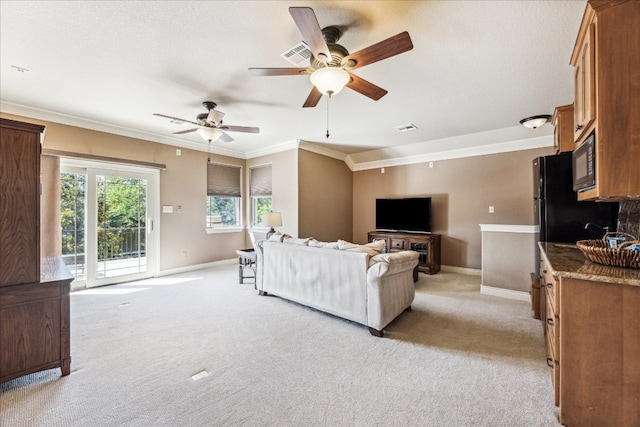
[552,104,575,154]
[572,20,595,143]
[570,0,640,201]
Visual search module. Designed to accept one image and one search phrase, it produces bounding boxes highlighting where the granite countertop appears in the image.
[539,242,640,286]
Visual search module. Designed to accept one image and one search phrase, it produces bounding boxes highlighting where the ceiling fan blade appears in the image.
[153,113,200,126]
[346,74,388,101]
[249,67,312,76]
[172,128,199,135]
[289,7,331,63]
[219,131,234,143]
[342,31,413,70]
[303,87,323,108]
[221,125,260,134]
[207,109,225,125]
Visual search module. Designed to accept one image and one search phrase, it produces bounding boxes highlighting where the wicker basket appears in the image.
[576,232,640,269]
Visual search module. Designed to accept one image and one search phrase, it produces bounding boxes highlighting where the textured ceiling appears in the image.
[0,1,586,160]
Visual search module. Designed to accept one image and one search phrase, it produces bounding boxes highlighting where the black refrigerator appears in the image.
[533,152,619,243]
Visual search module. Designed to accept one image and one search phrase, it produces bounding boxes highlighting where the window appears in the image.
[250,164,272,226]
[206,163,241,228]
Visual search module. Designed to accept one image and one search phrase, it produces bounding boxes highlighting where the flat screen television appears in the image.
[375,197,432,233]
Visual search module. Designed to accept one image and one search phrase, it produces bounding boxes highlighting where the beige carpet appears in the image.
[0,263,560,426]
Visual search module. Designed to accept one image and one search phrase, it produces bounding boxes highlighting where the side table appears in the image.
[236,248,257,287]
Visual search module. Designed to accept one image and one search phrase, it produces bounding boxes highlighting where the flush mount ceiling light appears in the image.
[519,115,552,129]
[309,67,350,97]
[197,127,223,142]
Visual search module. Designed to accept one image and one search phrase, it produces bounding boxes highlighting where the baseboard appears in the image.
[441,265,482,276]
[158,258,236,276]
[480,285,530,302]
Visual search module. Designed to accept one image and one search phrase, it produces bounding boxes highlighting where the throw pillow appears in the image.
[337,239,385,257]
[268,232,284,242]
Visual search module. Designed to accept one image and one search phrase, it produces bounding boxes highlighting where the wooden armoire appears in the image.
[0,118,73,384]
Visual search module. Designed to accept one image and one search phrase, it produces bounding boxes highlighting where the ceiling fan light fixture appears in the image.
[310,67,350,96]
[197,127,223,142]
[519,114,552,129]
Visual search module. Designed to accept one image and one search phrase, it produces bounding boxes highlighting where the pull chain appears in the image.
[326,91,332,138]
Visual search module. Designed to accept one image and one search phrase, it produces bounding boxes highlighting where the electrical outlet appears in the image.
[489,206,495,213]
[181,251,187,259]
[429,162,434,168]
[176,149,181,156]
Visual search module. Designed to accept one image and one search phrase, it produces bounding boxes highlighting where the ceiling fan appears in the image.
[154,101,259,142]
[249,7,413,108]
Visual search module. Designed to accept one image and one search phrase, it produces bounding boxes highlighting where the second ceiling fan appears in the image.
[249,7,414,108]
[154,101,259,142]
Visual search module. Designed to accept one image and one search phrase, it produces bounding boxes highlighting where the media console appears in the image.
[368,231,441,275]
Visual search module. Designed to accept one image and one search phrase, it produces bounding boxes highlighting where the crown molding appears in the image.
[0,101,245,159]
[346,128,553,172]
[297,140,349,162]
[2,101,555,169]
[244,139,299,159]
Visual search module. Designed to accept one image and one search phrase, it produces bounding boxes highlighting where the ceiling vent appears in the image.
[281,41,313,67]
[394,123,418,132]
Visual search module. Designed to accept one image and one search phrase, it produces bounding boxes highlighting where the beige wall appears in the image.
[2,112,246,272]
[353,147,553,269]
[481,228,538,293]
[40,155,61,256]
[3,112,560,273]
[298,150,353,242]
[246,149,298,244]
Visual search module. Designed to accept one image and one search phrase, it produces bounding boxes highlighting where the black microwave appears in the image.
[572,132,596,191]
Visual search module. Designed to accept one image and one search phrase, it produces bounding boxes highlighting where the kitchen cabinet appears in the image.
[570,0,640,201]
[552,104,574,154]
[539,257,560,406]
[538,242,640,426]
[572,23,595,143]
[367,231,441,274]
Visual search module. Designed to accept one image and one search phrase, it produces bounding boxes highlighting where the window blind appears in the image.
[207,163,241,197]
[250,165,272,197]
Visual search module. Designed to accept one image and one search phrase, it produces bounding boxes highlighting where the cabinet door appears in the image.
[553,105,574,153]
[0,124,41,287]
[0,294,61,376]
[573,22,595,143]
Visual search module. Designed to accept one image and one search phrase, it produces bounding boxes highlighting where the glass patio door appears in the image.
[61,161,158,288]
[94,172,148,282]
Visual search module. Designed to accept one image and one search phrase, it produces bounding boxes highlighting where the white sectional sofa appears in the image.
[255,236,419,337]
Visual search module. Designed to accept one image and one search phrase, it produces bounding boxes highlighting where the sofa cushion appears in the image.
[308,239,339,249]
[338,239,385,257]
[283,236,311,245]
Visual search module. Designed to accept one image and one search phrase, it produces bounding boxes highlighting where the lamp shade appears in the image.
[197,127,223,142]
[519,115,551,129]
[310,67,350,96]
[262,211,282,228]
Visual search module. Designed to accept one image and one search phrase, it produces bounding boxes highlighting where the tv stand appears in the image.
[368,231,441,275]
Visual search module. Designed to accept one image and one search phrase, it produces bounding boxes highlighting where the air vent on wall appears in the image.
[394,123,418,132]
[280,41,313,67]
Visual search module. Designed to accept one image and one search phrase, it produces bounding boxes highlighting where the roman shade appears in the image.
[207,163,241,197]
[250,165,272,197]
